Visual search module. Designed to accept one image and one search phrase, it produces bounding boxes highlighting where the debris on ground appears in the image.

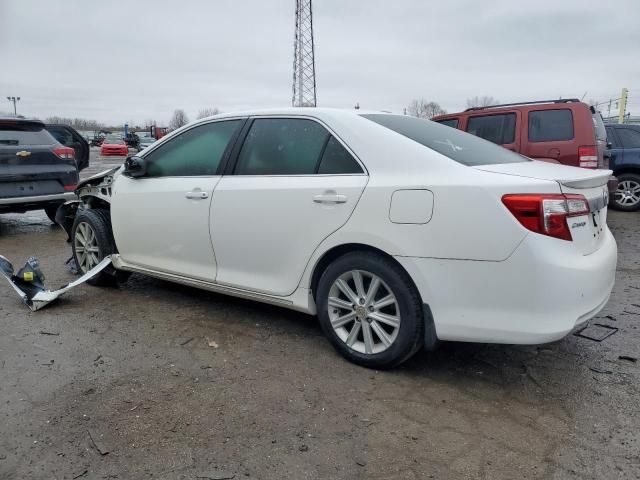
[589,366,613,374]
[39,330,60,336]
[195,471,235,480]
[574,323,618,342]
[0,254,112,311]
[618,355,638,363]
[87,428,110,455]
[206,337,219,348]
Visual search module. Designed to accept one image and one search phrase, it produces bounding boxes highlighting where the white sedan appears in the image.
[62,108,617,368]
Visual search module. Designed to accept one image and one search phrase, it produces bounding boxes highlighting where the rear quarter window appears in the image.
[362,114,528,166]
[0,123,56,146]
[435,118,459,128]
[528,109,574,142]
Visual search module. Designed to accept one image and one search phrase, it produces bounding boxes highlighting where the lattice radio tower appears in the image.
[292,0,317,107]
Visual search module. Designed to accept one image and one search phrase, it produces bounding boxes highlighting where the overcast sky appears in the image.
[1,0,638,126]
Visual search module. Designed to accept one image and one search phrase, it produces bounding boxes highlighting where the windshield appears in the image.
[361,114,528,166]
[104,136,125,144]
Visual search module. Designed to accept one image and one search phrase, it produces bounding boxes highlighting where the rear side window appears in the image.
[617,128,640,148]
[145,120,241,177]
[235,118,328,175]
[362,114,528,166]
[318,136,362,174]
[0,123,55,146]
[592,113,607,142]
[436,118,459,128]
[466,114,516,144]
[528,109,574,142]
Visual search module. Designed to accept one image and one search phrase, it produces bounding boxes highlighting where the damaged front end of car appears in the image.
[55,167,118,241]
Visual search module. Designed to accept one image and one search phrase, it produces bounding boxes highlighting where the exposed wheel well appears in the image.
[309,243,420,303]
[614,168,640,178]
[82,195,111,211]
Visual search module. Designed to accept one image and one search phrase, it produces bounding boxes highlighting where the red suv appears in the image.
[432,99,609,170]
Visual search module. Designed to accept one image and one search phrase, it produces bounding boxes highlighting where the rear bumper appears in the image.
[396,228,617,344]
[0,192,76,212]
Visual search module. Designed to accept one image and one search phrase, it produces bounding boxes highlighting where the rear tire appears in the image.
[71,208,130,286]
[316,251,424,369]
[611,173,640,212]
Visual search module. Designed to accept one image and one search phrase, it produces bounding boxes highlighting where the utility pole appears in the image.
[6,96,20,115]
[618,88,628,124]
[292,0,317,107]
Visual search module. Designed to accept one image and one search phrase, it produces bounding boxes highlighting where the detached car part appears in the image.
[0,254,112,311]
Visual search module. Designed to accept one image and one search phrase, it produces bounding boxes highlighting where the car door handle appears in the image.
[313,193,347,204]
[185,190,208,200]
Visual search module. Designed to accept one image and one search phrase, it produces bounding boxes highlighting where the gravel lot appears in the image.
[1,150,639,479]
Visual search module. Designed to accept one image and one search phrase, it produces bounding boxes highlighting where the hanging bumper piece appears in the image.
[0,255,112,311]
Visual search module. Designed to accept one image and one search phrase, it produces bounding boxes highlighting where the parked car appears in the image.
[432,99,609,169]
[99,135,129,156]
[44,124,90,171]
[137,135,155,151]
[605,123,640,211]
[0,117,79,222]
[58,109,616,368]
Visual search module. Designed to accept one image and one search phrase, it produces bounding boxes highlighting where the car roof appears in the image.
[0,116,44,126]
[606,123,640,130]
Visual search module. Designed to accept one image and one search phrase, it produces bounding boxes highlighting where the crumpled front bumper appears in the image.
[0,255,112,311]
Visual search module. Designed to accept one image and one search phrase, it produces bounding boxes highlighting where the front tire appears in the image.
[71,208,130,286]
[612,173,640,212]
[316,251,424,369]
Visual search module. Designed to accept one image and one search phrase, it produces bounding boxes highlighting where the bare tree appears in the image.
[197,107,221,119]
[406,99,447,119]
[466,96,499,108]
[168,109,189,130]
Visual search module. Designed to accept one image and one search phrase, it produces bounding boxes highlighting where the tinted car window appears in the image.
[466,114,516,144]
[235,118,328,175]
[317,136,363,174]
[436,118,459,128]
[0,123,56,146]
[145,120,241,177]
[605,127,619,148]
[362,114,528,166]
[617,128,640,148]
[528,109,574,142]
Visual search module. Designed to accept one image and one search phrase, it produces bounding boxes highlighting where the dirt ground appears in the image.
[1,151,639,479]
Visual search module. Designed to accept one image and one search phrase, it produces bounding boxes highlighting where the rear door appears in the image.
[605,126,623,171]
[616,127,640,166]
[46,125,90,170]
[0,121,77,200]
[211,116,368,296]
[465,111,521,152]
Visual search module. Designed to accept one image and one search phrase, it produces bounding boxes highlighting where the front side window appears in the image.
[466,114,516,145]
[528,109,574,142]
[235,118,328,175]
[617,128,640,148]
[145,120,241,177]
[605,127,619,148]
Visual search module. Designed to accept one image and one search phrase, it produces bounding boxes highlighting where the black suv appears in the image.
[0,117,89,222]
[605,123,640,211]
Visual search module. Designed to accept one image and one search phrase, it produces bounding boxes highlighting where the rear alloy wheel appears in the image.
[613,173,640,212]
[316,251,424,369]
[71,208,130,286]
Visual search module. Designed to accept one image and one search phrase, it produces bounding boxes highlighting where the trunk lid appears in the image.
[475,161,611,255]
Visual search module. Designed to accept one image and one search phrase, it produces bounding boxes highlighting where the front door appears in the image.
[211,117,368,296]
[111,119,244,280]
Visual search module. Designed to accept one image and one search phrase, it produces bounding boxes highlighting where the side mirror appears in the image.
[606,141,613,149]
[123,156,147,178]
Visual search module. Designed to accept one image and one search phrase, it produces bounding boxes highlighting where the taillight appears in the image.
[502,194,590,241]
[53,146,75,160]
[63,185,76,191]
[579,146,597,168]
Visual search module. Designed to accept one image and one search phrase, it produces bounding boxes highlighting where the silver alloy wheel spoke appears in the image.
[327,269,401,355]
[75,222,100,272]
[361,321,374,354]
